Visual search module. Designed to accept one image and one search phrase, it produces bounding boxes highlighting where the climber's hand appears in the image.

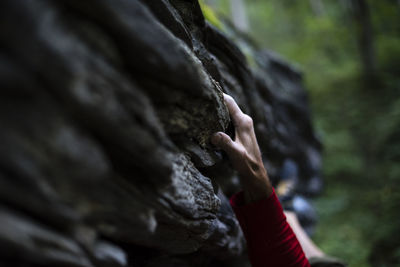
[212,93,273,204]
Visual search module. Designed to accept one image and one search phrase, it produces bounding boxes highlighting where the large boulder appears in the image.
[0,0,321,266]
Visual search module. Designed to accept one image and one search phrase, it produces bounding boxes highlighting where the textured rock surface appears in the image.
[0,0,321,266]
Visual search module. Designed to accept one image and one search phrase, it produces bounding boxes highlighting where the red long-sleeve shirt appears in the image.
[230,189,311,267]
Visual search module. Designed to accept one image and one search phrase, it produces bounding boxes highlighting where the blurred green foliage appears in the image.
[199,0,224,30]
[203,0,400,266]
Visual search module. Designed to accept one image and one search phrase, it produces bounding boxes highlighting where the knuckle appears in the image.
[220,135,229,145]
[240,114,253,129]
[220,134,233,147]
[237,147,247,159]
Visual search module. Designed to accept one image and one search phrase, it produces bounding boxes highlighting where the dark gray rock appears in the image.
[0,0,321,266]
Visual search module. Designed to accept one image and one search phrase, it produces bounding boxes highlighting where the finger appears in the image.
[211,132,240,158]
[223,93,243,127]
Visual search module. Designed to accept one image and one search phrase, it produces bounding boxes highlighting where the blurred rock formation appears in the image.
[0,0,321,266]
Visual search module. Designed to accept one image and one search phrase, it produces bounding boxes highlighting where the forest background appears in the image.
[201,0,400,266]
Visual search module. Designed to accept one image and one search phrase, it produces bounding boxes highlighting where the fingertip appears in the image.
[223,93,232,102]
[216,132,235,152]
[211,132,222,146]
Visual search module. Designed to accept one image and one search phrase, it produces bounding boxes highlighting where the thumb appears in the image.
[211,132,238,158]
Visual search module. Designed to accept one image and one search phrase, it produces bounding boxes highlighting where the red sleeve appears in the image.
[230,189,310,267]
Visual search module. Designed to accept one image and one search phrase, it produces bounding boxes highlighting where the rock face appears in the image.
[0,0,321,266]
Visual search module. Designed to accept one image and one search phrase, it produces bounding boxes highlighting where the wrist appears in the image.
[241,168,273,204]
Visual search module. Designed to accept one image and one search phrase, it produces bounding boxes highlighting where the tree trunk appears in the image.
[230,0,249,32]
[351,0,377,82]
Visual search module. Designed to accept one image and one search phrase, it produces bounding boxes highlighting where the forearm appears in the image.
[230,189,310,267]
